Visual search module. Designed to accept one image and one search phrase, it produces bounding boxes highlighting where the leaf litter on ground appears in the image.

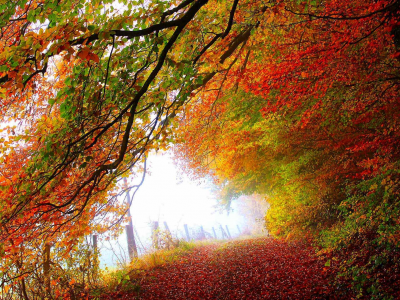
[97,237,344,300]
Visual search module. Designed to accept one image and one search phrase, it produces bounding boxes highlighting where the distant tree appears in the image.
[235,195,269,234]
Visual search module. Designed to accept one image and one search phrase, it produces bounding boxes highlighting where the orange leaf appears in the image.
[78,49,89,60]
[8,71,17,78]
[89,53,99,63]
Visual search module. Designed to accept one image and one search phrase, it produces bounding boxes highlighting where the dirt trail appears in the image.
[101,238,339,300]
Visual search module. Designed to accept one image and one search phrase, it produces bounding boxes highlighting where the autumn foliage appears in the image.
[0,0,400,298]
[174,0,400,297]
[0,0,244,296]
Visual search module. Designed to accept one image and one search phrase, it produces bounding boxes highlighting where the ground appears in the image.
[97,237,345,300]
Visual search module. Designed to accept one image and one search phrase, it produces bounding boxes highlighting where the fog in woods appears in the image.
[99,152,268,267]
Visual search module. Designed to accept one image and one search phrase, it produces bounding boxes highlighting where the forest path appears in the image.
[100,237,339,300]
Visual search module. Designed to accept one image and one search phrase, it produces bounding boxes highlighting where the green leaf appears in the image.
[27,10,36,22]
[324,260,331,267]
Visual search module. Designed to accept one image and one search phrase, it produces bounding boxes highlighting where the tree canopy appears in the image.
[0,0,252,293]
[1,0,400,297]
[173,0,400,295]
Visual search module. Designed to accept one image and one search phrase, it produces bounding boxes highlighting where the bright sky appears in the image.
[100,150,247,267]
